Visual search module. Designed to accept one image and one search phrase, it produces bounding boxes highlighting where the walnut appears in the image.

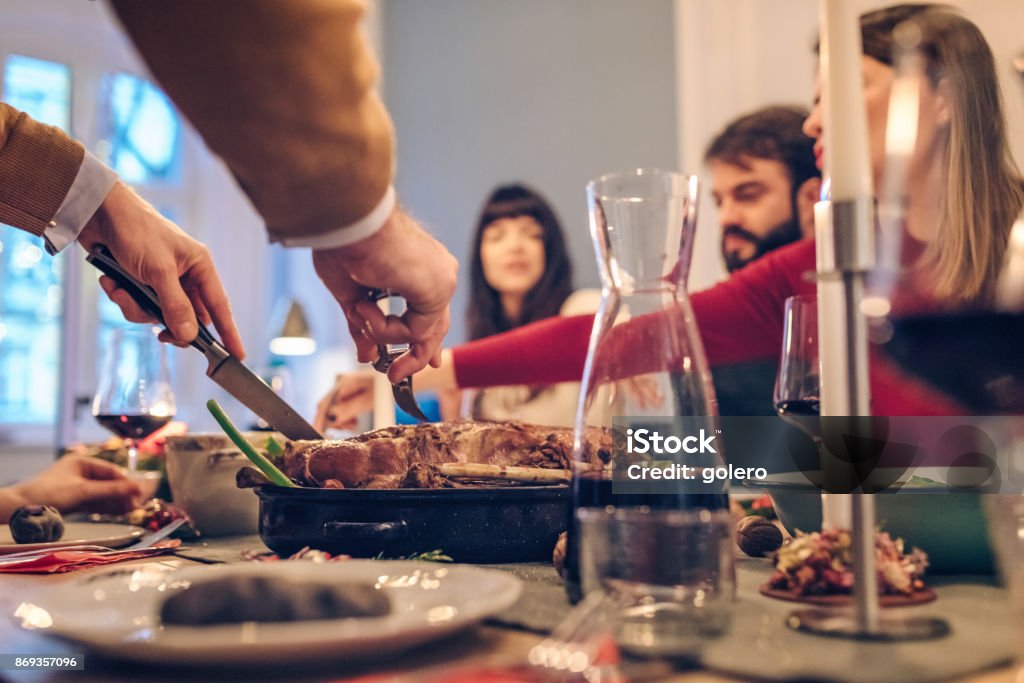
[736,515,783,557]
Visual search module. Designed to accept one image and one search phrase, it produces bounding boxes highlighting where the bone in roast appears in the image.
[277,421,613,489]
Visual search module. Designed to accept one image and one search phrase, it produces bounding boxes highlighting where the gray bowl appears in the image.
[165,432,281,537]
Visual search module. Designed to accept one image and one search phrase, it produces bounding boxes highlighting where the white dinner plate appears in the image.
[0,522,145,555]
[11,560,523,665]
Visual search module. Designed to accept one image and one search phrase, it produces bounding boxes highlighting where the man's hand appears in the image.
[312,207,457,382]
[7,456,143,518]
[77,181,246,358]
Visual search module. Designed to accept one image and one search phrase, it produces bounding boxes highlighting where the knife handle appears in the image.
[85,245,221,353]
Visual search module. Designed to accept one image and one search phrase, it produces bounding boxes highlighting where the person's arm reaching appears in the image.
[78,182,245,357]
[109,0,395,246]
[313,206,458,381]
[0,103,246,357]
[110,0,456,376]
[453,314,594,388]
[0,102,85,241]
[448,241,817,389]
[0,456,143,524]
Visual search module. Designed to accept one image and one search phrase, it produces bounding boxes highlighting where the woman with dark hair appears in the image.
[466,184,574,342]
[316,183,597,429]
[449,183,590,423]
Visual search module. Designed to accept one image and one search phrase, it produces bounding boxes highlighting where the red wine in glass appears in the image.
[94,414,172,441]
[92,327,175,473]
[774,397,822,441]
[774,296,822,442]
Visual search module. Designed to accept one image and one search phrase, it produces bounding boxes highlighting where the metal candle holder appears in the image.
[788,200,949,641]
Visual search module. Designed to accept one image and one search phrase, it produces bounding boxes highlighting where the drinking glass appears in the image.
[773,295,861,509]
[92,326,175,475]
[773,295,821,442]
[577,507,735,658]
[567,169,725,602]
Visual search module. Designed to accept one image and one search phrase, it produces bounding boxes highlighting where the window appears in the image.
[2,54,70,129]
[101,73,181,184]
[0,55,70,424]
[96,74,183,349]
[0,52,186,441]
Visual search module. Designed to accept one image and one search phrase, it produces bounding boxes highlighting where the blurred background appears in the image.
[0,0,1021,460]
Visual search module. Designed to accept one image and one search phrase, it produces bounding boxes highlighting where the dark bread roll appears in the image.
[160,575,390,625]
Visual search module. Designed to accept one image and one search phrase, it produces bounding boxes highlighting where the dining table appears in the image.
[0,530,1020,683]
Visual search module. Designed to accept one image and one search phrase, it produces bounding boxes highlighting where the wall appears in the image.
[380,0,680,343]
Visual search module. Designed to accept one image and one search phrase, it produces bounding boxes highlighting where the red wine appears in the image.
[95,414,172,440]
[564,471,729,603]
[775,398,822,440]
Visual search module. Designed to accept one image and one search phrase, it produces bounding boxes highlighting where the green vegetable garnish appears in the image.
[263,436,284,459]
[207,399,297,488]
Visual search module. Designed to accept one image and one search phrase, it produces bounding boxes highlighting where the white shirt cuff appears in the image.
[44,151,118,255]
[274,185,395,250]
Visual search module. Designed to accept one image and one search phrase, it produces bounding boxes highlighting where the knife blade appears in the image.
[204,352,323,440]
[85,246,323,441]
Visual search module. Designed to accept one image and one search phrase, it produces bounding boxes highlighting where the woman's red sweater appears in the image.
[453,240,965,416]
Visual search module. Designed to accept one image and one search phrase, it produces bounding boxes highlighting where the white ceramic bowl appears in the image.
[165,433,281,536]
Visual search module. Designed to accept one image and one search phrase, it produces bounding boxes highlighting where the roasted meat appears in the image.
[274,421,612,489]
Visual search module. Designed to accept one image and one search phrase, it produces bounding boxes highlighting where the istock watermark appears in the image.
[607,415,1024,496]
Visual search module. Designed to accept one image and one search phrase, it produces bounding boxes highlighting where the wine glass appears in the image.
[773,294,857,512]
[92,326,176,477]
[773,295,821,442]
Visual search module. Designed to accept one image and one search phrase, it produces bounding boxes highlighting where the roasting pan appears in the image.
[255,484,570,563]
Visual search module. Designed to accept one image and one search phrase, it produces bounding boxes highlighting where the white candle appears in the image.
[820,0,873,201]
[814,200,834,271]
[814,200,853,529]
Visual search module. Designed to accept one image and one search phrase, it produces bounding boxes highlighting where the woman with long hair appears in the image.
[450,183,590,424]
[806,3,1024,304]
[466,184,574,341]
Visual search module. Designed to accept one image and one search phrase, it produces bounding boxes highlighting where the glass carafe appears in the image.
[566,169,727,602]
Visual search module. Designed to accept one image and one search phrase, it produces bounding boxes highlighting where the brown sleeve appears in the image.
[110,0,395,242]
[0,102,85,236]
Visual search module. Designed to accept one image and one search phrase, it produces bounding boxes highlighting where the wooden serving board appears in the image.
[759,584,937,607]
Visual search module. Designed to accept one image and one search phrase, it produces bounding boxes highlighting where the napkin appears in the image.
[0,540,180,574]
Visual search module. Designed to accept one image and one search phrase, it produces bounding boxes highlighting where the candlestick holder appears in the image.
[793,198,949,641]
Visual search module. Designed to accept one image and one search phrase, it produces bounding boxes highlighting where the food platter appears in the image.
[237,421,598,562]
